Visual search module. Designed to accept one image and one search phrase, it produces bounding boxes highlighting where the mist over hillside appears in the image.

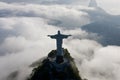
[0,0,120,80]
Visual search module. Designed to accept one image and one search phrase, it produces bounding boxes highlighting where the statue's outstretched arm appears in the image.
[62,34,72,38]
[48,35,57,39]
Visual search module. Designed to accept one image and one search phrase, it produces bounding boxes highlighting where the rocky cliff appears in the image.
[27,49,82,80]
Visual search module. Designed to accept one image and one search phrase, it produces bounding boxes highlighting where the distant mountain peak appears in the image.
[89,0,98,7]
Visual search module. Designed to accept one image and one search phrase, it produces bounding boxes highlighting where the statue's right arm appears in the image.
[47,35,56,38]
[47,35,51,37]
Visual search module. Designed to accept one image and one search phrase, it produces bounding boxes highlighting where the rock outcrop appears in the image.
[28,49,82,80]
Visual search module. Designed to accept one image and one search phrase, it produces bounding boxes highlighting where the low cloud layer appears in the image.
[0,1,120,80]
[0,17,100,80]
[80,46,120,80]
[0,0,120,15]
[0,2,91,28]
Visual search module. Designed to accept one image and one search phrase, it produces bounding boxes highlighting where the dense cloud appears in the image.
[0,0,120,15]
[80,46,120,80]
[0,1,120,80]
[0,2,91,28]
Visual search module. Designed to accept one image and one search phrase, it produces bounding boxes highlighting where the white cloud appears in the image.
[0,16,100,80]
[0,2,91,28]
[79,46,120,80]
[0,18,58,80]
[0,0,120,15]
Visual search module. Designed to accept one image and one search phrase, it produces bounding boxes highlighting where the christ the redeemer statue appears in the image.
[48,30,71,57]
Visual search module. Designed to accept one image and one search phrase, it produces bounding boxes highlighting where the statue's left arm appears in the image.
[62,34,72,38]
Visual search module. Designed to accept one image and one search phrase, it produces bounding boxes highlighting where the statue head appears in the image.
[58,30,60,35]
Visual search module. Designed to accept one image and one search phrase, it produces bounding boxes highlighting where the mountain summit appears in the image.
[88,0,98,7]
[28,49,83,80]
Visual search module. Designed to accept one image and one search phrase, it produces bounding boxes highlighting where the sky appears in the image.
[0,0,120,80]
